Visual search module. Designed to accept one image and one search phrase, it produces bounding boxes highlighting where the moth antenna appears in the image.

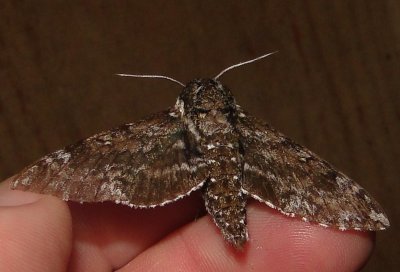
[116,74,185,87]
[214,51,278,80]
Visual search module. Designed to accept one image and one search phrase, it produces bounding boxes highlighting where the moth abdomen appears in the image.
[11,52,389,250]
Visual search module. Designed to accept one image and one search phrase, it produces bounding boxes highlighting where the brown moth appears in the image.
[10,53,390,249]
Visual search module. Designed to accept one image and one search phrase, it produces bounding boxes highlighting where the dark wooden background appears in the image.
[0,1,398,270]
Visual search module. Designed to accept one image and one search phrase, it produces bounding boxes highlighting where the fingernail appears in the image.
[0,179,42,207]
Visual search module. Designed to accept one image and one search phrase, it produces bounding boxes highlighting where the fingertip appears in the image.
[246,201,375,271]
[0,189,72,272]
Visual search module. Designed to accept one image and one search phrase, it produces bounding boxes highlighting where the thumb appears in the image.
[0,178,72,272]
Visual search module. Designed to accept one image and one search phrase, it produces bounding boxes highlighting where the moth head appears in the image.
[177,79,236,117]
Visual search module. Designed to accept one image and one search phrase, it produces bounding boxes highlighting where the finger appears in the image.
[121,200,374,272]
[4,177,207,271]
[67,191,206,271]
[244,202,374,271]
[0,180,72,272]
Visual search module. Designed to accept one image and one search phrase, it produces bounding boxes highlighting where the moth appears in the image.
[10,53,390,249]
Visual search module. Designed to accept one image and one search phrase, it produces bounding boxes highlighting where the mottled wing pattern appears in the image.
[236,109,389,231]
[11,109,207,207]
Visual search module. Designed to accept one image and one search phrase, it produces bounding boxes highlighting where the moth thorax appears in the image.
[179,78,236,115]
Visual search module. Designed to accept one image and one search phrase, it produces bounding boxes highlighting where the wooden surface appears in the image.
[0,1,398,270]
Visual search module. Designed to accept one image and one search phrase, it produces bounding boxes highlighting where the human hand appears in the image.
[0,177,374,271]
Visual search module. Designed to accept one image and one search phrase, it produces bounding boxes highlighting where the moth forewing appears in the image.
[11,76,389,249]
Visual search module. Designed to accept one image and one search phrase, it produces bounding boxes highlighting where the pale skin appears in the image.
[0,177,374,271]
